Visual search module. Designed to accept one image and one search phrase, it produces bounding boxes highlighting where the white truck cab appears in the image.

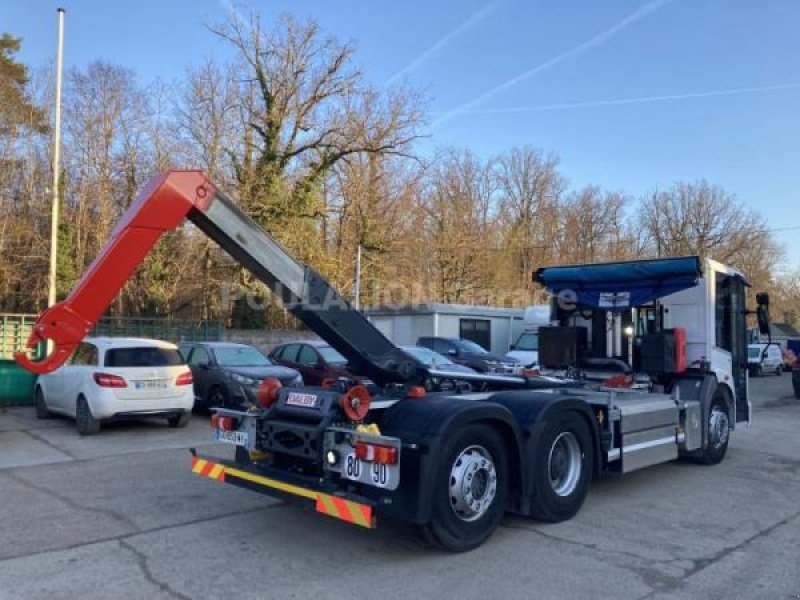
[506,305,549,367]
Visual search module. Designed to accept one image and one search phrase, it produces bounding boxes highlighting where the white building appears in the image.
[363,304,526,354]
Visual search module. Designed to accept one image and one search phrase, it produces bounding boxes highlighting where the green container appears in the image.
[0,314,42,406]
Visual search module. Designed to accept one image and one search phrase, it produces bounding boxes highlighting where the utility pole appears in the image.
[353,245,362,310]
[47,7,65,309]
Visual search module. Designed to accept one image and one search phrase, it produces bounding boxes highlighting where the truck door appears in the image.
[716,274,750,422]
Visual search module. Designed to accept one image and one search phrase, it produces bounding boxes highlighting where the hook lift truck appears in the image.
[17,171,772,551]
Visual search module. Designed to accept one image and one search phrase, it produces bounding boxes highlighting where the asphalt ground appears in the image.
[0,374,798,600]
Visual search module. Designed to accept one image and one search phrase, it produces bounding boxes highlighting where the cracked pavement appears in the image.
[0,376,798,599]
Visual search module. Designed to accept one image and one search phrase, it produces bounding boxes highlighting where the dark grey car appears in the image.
[179,342,302,411]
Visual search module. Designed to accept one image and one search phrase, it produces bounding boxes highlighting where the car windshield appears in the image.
[748,347,763,359]
[104,347,183,367]
[514,332,539,351]
[402,346,455,367]
[214,347,272,367]
[454,339,488,354]
[318,345,347,365]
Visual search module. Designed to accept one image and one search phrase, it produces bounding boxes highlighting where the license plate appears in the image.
[341,452,399,489]
[215,429,249,446]
[134,380,168,390]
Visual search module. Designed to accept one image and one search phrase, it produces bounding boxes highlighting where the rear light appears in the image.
[210,414,237,431]
[175,371,193,386]
[257,377,282,408]
[407,385,426,399]
[355,442,398,465]
[93,373,127,388]
[522,368,540,377]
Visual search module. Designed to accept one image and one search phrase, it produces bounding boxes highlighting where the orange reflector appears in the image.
[191,456,225,482]
[218,416,237,431]
[210,413,220,428]
[257,377,282,408]
[340,385,371,421]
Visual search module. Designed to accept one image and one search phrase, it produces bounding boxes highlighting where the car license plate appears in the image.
[134,380,168,390]
[341,452,399,489]
[215,429,249,446]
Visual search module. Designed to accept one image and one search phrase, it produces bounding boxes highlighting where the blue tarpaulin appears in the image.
[534,256,702,311]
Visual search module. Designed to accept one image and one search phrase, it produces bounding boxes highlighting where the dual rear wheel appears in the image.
[423,413,594,552]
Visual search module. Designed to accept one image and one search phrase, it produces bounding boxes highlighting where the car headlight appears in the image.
[231,373,258,386]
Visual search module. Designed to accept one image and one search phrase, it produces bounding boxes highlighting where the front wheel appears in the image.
[776,366,782,377]
[422,424,508,552]
[695,393,730,465]
[529,412,594,523]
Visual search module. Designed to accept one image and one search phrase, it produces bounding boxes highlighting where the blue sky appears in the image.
[4,0,800,270]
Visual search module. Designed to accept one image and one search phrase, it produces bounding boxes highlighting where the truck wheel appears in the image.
[235,446,250,464]
[35,387,52,420]
[76,396,101,436]
[422,424,508,552]
[775,366,782,377]
[529,412,593,523]
[167,412,191,428]
[793,375,800,399]
[695,393,730,465]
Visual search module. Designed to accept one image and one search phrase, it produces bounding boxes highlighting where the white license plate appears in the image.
[215,429,249,446]
[133,380,168,390]
[341,452,399,489]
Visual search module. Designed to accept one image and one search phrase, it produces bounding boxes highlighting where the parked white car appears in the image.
[747,343,782,377]
[35,337,195,435]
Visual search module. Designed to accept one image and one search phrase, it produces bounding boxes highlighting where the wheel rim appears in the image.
[708,406,729,449]
[448,445,498,522]
[548,432,582,497]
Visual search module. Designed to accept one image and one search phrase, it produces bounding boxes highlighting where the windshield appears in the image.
[402,346,455,367]
[318,345,347,365]
[514,332,539,351]
[748,346,763,359]
[214,347,272,367]
[105,347,183,368]
[454,339,488,354]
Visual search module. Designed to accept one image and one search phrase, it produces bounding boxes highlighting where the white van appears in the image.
[748,343,782,377]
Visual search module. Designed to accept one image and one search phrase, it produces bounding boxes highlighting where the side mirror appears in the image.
[509,344,516,351]
[756,292,770,336]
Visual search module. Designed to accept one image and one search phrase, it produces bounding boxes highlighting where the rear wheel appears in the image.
[35,387,51,420]
[76,396,100,436]
[422,424,508,552]
[167,412,191,428]
[695,392,730,465]
[529,412,594,523]
[775,366,782,376]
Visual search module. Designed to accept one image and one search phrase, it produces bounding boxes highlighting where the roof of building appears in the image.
[363,303,525,319]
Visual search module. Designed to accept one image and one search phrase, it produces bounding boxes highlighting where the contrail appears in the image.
[432,82,800,116]
[385,3,496,86]
[433,0,673,127]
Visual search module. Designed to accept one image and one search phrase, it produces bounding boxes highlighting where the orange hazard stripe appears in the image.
[190,457,225,482]
[190,457,374,528]
[315,493,374,529]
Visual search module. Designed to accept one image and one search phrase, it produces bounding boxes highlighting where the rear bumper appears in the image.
[189,451,376,529]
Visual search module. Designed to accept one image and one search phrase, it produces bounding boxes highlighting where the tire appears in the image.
[776,366,782,377]
[167,412,191,428]
[35,387,52,420]
[529,412,594,523]
[75,395,100,436]
[695,391,730,465]
[205,386,229,410]
[422,424,508,552]
[235,446,250,464]
[794,374,800,399]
